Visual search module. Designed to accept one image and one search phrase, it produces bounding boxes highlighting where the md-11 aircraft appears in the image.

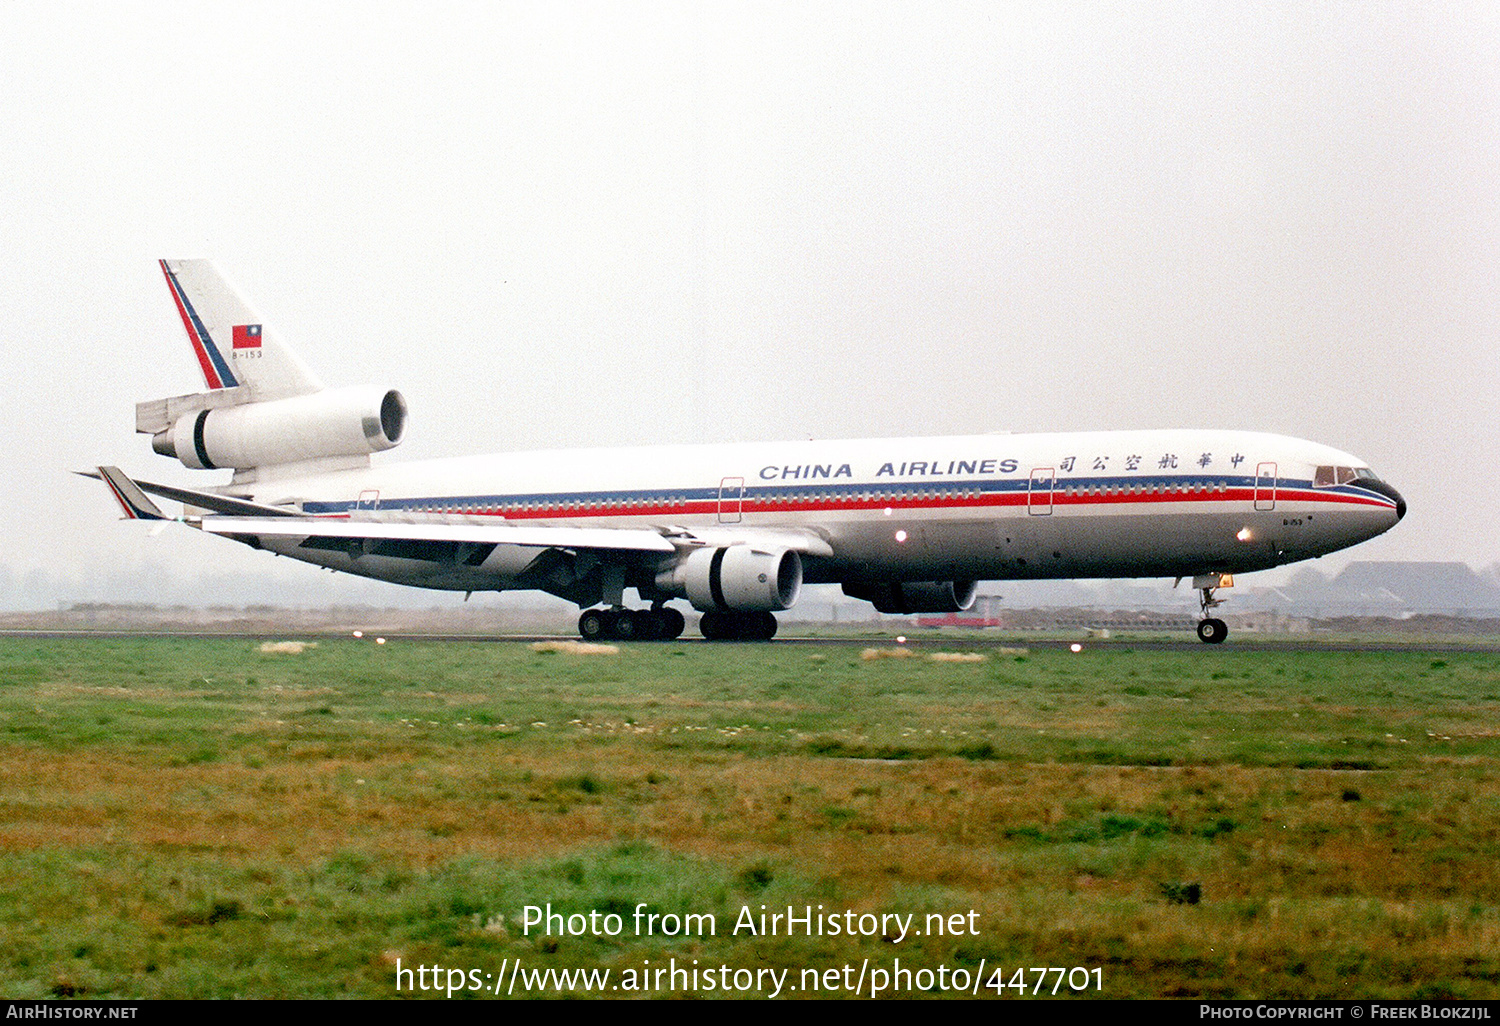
[92,260,1406,643]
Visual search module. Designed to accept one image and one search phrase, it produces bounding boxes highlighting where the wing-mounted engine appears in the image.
[655,545,802,612]
[139,386,407,471]
[843,580,977,614]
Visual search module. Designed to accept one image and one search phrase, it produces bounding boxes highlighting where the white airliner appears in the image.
[93,259,1406,643]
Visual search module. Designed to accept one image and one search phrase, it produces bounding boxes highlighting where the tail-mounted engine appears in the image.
[656,545,802,612]
[843,580,977,614]
[142,386,407,470]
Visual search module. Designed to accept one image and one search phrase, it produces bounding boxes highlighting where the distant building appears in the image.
[1256,562,1500,618]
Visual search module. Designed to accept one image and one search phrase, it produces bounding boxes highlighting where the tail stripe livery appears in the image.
[96,466,167,521]
[160,259,238,390]
[155,259,323,401]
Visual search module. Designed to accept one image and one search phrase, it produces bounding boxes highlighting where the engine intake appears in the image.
[657,546,802,612]
[843,580,978,615]
[153,386,407,470]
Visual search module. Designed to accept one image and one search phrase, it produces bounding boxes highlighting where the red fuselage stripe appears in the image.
[409,486,1394,521]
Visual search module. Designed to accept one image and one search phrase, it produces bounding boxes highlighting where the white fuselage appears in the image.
[226,428,1403,595]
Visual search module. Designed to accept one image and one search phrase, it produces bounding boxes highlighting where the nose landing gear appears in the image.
[1195,577,1229,644]
[1196,614,1228,644]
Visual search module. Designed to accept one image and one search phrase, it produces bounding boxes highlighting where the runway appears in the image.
[2,628,1497,654]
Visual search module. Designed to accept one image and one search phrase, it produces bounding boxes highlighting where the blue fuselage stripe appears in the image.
[300,475,1396,517]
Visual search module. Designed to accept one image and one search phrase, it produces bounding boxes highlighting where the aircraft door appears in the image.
[717,477,744,523]
[1254,463,1277,511]
[1027,468,1054,516]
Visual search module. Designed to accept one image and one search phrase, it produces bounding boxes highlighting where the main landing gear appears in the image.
[697,610,779,641]
[1196,583,1228,645]
[575,607,779,641]
[577,606,686,642]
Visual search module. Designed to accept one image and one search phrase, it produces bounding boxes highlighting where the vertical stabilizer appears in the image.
[159,259,323,399]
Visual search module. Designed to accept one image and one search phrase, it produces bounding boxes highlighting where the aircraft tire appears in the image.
[1196,618,1228,644]
[658,607,686,640]
[699,610,778,641]
[578,609,608,640]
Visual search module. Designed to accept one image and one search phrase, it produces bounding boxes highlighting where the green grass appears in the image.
[1,637,1500,997]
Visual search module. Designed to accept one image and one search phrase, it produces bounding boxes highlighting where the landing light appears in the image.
[1236,527,1252,542]
[1070,643,1083,653]
[895,530,908,543]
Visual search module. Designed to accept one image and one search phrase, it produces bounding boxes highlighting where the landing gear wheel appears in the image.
[1196,617,1228,644]
[698,610,779,641]
[657,607,686,640]
[578,609,607,640]
[613,610,638,640]
[630,610,661,641]
[579,607,689,641]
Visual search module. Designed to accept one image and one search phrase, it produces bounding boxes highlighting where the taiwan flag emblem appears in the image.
[232,324,262,349]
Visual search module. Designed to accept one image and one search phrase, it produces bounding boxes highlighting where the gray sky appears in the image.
[2,1,1496,610]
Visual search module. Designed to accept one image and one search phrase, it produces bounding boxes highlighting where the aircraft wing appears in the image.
[196,517,837,558]
[90,466,833,559]
[197,515,677,553]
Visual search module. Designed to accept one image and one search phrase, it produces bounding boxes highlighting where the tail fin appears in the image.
[159,259,322,399]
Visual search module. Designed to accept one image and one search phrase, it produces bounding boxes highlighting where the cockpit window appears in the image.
[1313,465,1371,487]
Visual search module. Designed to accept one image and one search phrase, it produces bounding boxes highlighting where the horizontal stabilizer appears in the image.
[135,385,250,437]
[83,468,302,518]
[125,478,304,518]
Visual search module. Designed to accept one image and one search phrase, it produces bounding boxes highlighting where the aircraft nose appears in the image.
[1361,479,1405,521]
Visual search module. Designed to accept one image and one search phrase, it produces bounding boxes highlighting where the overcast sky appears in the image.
[2,2,1496,610]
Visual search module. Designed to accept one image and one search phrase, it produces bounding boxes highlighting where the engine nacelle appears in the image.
[152,386,407,470]
[843,580,977,615]
[657,546,802,612]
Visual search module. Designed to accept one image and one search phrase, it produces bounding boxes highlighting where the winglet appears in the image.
[96,466,168,521]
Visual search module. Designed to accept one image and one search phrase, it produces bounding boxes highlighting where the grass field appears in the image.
[2,634,1499,999]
